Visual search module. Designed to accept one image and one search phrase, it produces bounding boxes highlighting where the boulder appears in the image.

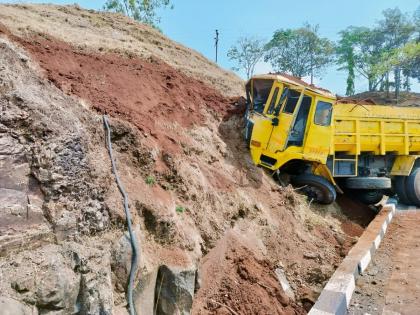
[154,265,196,315]
[35,258,80,311]
[0,296,36,315]
[69,245,114,315]
[134,267,158,315]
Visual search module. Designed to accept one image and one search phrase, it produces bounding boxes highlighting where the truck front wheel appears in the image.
[291,174,336,204]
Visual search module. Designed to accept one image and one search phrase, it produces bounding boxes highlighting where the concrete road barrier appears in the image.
[308,204,396,315]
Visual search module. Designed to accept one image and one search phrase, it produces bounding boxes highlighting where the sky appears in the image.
[3,0,420,94]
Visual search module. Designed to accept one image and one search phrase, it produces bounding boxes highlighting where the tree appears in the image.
[103,0,172,27]
[378,8,415,97]
[336,29,358,95]
[374,42,420,87]
[415,6,420,40]
[227,37,266,79]
[264,24,334,84]
[336,26,386,93]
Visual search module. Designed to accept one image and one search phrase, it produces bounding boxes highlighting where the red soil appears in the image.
[1,27,243,154]
[193,234,306,315]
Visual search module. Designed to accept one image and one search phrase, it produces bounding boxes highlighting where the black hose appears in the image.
[103,115,139,315]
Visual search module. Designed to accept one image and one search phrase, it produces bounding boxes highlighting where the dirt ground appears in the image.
[348,210,420,315]
[5,29,241,156]
[338,91,420,107]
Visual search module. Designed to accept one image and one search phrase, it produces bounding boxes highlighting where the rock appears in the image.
[35,257,80,311]
[0,296,35,315]
[275,268,295,301]
[69,244,114,315]
[12,276,35,293]
[134,267,158,315]
[154,265,196,315]
[303,252,317,259]
[0,188,27,216]
[54,211,78,241]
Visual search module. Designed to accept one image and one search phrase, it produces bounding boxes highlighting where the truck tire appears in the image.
[291,174,336,204]
[345,177,391,190]
[405,168,420,207]
[394,176,411,205]
[352,189,384,205]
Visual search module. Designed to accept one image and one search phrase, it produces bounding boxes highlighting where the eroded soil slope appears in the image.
[0,3,243,97]
[0,5,374,315]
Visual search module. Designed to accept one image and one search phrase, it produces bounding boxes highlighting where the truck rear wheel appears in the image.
[291,174,336,205]
[353,189,384,205]
[405,168,420,207]
[395,176,411,205]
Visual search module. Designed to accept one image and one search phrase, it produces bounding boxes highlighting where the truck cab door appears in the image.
[302,98,334,163]
[249,82,282,150]
[266,88,306,153]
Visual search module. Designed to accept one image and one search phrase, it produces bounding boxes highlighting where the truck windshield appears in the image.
[246,79,273,114]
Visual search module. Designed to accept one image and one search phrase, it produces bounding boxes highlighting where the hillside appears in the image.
[0,3,243,97]
[0,4,372,315]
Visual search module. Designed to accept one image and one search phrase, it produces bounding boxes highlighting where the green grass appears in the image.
[145,175,155,186]
[175,205,185,214]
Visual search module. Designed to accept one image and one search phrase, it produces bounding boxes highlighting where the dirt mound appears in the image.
[193,233,305,315]
[338,91,420,106]
[0,3,244,97]
[5,30,243,155]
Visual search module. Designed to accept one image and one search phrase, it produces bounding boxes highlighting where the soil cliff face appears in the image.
[0,4,372,315]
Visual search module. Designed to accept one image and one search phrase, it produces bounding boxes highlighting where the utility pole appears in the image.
[214,29,219,64]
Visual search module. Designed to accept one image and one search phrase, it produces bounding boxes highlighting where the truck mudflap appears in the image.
[390,155,420,176]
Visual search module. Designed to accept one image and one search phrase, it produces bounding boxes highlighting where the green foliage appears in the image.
[264,23,334,83]
[103,0,172,27]
[336,27,386,92]
[145,175,155,185]
[374,42,420,80]
[337,7,417,97]
[175,205,185,214]
[227,37,266,79]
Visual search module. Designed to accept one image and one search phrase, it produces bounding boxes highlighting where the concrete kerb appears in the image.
[308,204,396,315]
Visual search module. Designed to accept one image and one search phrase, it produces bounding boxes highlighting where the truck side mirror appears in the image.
[272,117,279,126]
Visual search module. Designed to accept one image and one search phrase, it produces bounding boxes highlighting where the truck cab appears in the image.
[245,74,338,203]
[246,74,420,207]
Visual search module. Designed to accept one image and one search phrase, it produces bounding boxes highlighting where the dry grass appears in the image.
[0,3,244,97]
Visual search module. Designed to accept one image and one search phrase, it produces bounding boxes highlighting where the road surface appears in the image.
[348,209,420,315]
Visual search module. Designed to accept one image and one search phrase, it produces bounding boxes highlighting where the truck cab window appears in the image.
[288,95,312,146]
[266,88,279,114]
[314,101,333,126]
[283,89,301,114]
[251,79,273,113]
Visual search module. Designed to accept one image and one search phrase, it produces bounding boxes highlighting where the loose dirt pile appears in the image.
[0,4,376,315]
[7,30,241,155]
[193,232,306,315]
[338,91,420,106]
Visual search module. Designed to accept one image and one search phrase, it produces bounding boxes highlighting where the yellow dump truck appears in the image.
[245,74,420,205]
